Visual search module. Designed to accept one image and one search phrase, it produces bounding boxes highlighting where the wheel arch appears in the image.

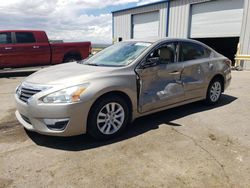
[63,50,82,62]
[87,90,133,125]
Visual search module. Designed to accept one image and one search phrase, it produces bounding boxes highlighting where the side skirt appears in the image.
[132,96,205,120]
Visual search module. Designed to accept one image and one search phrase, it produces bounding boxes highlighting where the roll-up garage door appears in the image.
[190,0,244,38]
[132,11,159,39]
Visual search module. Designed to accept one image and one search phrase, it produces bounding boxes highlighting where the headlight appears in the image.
[16,84,21,97]
[42,84,89,104]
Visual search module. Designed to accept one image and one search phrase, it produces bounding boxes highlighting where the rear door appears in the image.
[179,42,210,99]
[136,42,185,113]
[0,32,16,68]
[13,32,50,67]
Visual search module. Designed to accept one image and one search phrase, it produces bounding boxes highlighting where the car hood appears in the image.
[24,62,116,85]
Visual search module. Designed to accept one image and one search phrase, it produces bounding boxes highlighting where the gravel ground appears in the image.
[0,71,250,188]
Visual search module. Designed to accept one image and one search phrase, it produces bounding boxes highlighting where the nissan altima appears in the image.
[15,38,231,140]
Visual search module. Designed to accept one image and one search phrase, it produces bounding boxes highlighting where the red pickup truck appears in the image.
[0,30,91,68]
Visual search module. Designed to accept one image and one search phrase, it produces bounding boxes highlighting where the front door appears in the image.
[136,42,185,113]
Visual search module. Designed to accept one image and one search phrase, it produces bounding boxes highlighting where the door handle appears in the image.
[33,46,40,49]
[5,47,12,50]
[169,71,180,75]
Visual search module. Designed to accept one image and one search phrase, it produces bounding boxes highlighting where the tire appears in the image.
[205,78,223,105]
[87,95,130,140]
[63,56,81,63]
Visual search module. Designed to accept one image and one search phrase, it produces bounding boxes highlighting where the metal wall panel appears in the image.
[113,14,131,40]
[240,0,250,69]
[113,2,168,41]
[168,0,210,38]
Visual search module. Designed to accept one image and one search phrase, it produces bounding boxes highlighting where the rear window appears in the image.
[16,32,36,44]
[179,42,209,61]
[204,47,212,58]
[0,32,12,44]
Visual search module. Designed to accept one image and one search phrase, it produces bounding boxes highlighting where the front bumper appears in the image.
[15,94,91,136]
[224,70,232,91]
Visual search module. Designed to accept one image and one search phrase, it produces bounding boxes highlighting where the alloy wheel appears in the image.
[210,81,222,102]
[97,102,125,135]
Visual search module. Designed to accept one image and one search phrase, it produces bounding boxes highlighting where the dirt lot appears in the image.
[0,71,250,188]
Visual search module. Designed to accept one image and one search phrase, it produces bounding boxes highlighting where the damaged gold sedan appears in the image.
[15,38,231,140]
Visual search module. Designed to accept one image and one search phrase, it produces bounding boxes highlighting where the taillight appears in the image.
[89,46,92,55]
[224,59,232,67]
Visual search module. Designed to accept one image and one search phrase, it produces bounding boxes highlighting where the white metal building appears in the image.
[112,0,250,69]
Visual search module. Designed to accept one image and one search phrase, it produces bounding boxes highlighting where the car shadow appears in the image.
[26,94,237,151]
[0,71,34,78]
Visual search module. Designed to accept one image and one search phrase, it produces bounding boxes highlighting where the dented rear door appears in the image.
[179,42,209,99]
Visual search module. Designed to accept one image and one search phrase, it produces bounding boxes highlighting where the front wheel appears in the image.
[205,79,223,105]
[87,95,130,140]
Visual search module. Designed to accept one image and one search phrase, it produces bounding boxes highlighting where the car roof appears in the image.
[124,37,164,43]
[124,37,201,44]
[124,37,215,50]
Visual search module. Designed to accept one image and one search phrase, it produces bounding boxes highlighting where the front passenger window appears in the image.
[148,43,176,64]
[158,47,175,64]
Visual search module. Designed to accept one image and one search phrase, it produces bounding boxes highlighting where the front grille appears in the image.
[17,86,41,103]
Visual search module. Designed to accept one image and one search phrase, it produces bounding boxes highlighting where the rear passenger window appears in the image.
[0,32,12,44]
[16,32,36,44]
[179,42,208,61]
[204,48,212,58]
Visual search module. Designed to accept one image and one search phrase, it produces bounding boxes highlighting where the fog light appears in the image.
[43,118,69,131]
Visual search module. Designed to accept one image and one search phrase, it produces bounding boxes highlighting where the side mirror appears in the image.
[141,57,160,69]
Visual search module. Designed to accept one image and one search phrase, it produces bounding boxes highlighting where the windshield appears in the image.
[82,42,151,67]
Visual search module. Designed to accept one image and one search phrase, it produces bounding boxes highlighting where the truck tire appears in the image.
[63,55,81,63]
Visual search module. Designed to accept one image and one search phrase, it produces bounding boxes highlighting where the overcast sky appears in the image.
[0,0,161,44]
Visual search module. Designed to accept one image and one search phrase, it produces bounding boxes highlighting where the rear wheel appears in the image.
[63,55,81,63]
[205,79,223,105]
[87,95,130,140]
